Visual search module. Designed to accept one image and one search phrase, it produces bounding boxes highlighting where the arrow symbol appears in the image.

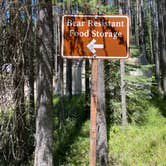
[87,39,104,54]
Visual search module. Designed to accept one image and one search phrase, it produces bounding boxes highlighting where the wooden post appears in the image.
[90,59,98,166]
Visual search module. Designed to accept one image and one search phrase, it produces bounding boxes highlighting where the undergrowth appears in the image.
[55,96,166,166]
[109,100,166,166]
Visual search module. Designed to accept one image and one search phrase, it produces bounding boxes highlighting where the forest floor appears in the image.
[53,95,166,166]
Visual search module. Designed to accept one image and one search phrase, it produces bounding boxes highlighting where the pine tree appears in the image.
[34,1,54,165]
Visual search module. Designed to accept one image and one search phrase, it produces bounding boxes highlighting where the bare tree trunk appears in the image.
[158,0,166,97]
[53,5,60,95]
[138,0,146,57]
[118,0,127,127]
[59,57,64,126]
[96,60,108,166]
[59,2,65,128]
[120,60,127,126]
[147,1,154,63]
[130,1,136,44]
[0,0,7,27]
[71,4,82,95]
[85,60,90,118]
[152,0,162,92]
[127,0,131,18]
[34,1,53,165]
[66,0,72,96]
[52,4,65,127]
[136,0,140,45]
[91,1,109,165]
[25,0,35,131]
[73,60,83,94]
[66,60,72,96]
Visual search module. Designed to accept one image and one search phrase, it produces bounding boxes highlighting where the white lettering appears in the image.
[88,20,93,26]
[69,30,89,37]
[88,20,124,27]
[67,19,85,27]
[91,30,123,39]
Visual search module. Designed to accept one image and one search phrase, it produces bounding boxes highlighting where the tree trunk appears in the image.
[0,0,6,27]
[118,0,127,127]
[120,60,127,126]
[138,0,146,57]
[25,0,35,131]
[135,0,140,45]
[148,1,154,63]
[59,57,65,127]
[66,60,72,96]
[85,60,90,118]
[66,0,73,96]
[34,1,54,165]
[73,60,83,94]
[96,60,108,166]
[52,5,62,95]
[158,0,166,97]
[127,0,131,18]
[152,0,161,92]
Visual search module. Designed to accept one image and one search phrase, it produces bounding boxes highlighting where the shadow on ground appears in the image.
[53,94,89,165]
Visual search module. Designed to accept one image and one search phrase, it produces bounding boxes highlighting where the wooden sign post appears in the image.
[90,59,98,166]
[61,14,130,166]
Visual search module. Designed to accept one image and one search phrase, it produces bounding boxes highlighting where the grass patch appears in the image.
[60,121,90,166]
[109,103,166,166]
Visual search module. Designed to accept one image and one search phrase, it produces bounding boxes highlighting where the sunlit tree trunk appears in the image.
[118,0,127,127]
[95,1,108,165]
[34,1,54,165]
[96,60,108,166]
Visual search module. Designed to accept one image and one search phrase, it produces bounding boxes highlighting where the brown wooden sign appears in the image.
[61,15,129,59]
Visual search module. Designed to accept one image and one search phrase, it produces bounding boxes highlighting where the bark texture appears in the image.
[34,2,53,166]
[158,0,166,97]
[96,60,108,166]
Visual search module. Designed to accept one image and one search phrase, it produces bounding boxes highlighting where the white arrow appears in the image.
[87,39,104,54]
